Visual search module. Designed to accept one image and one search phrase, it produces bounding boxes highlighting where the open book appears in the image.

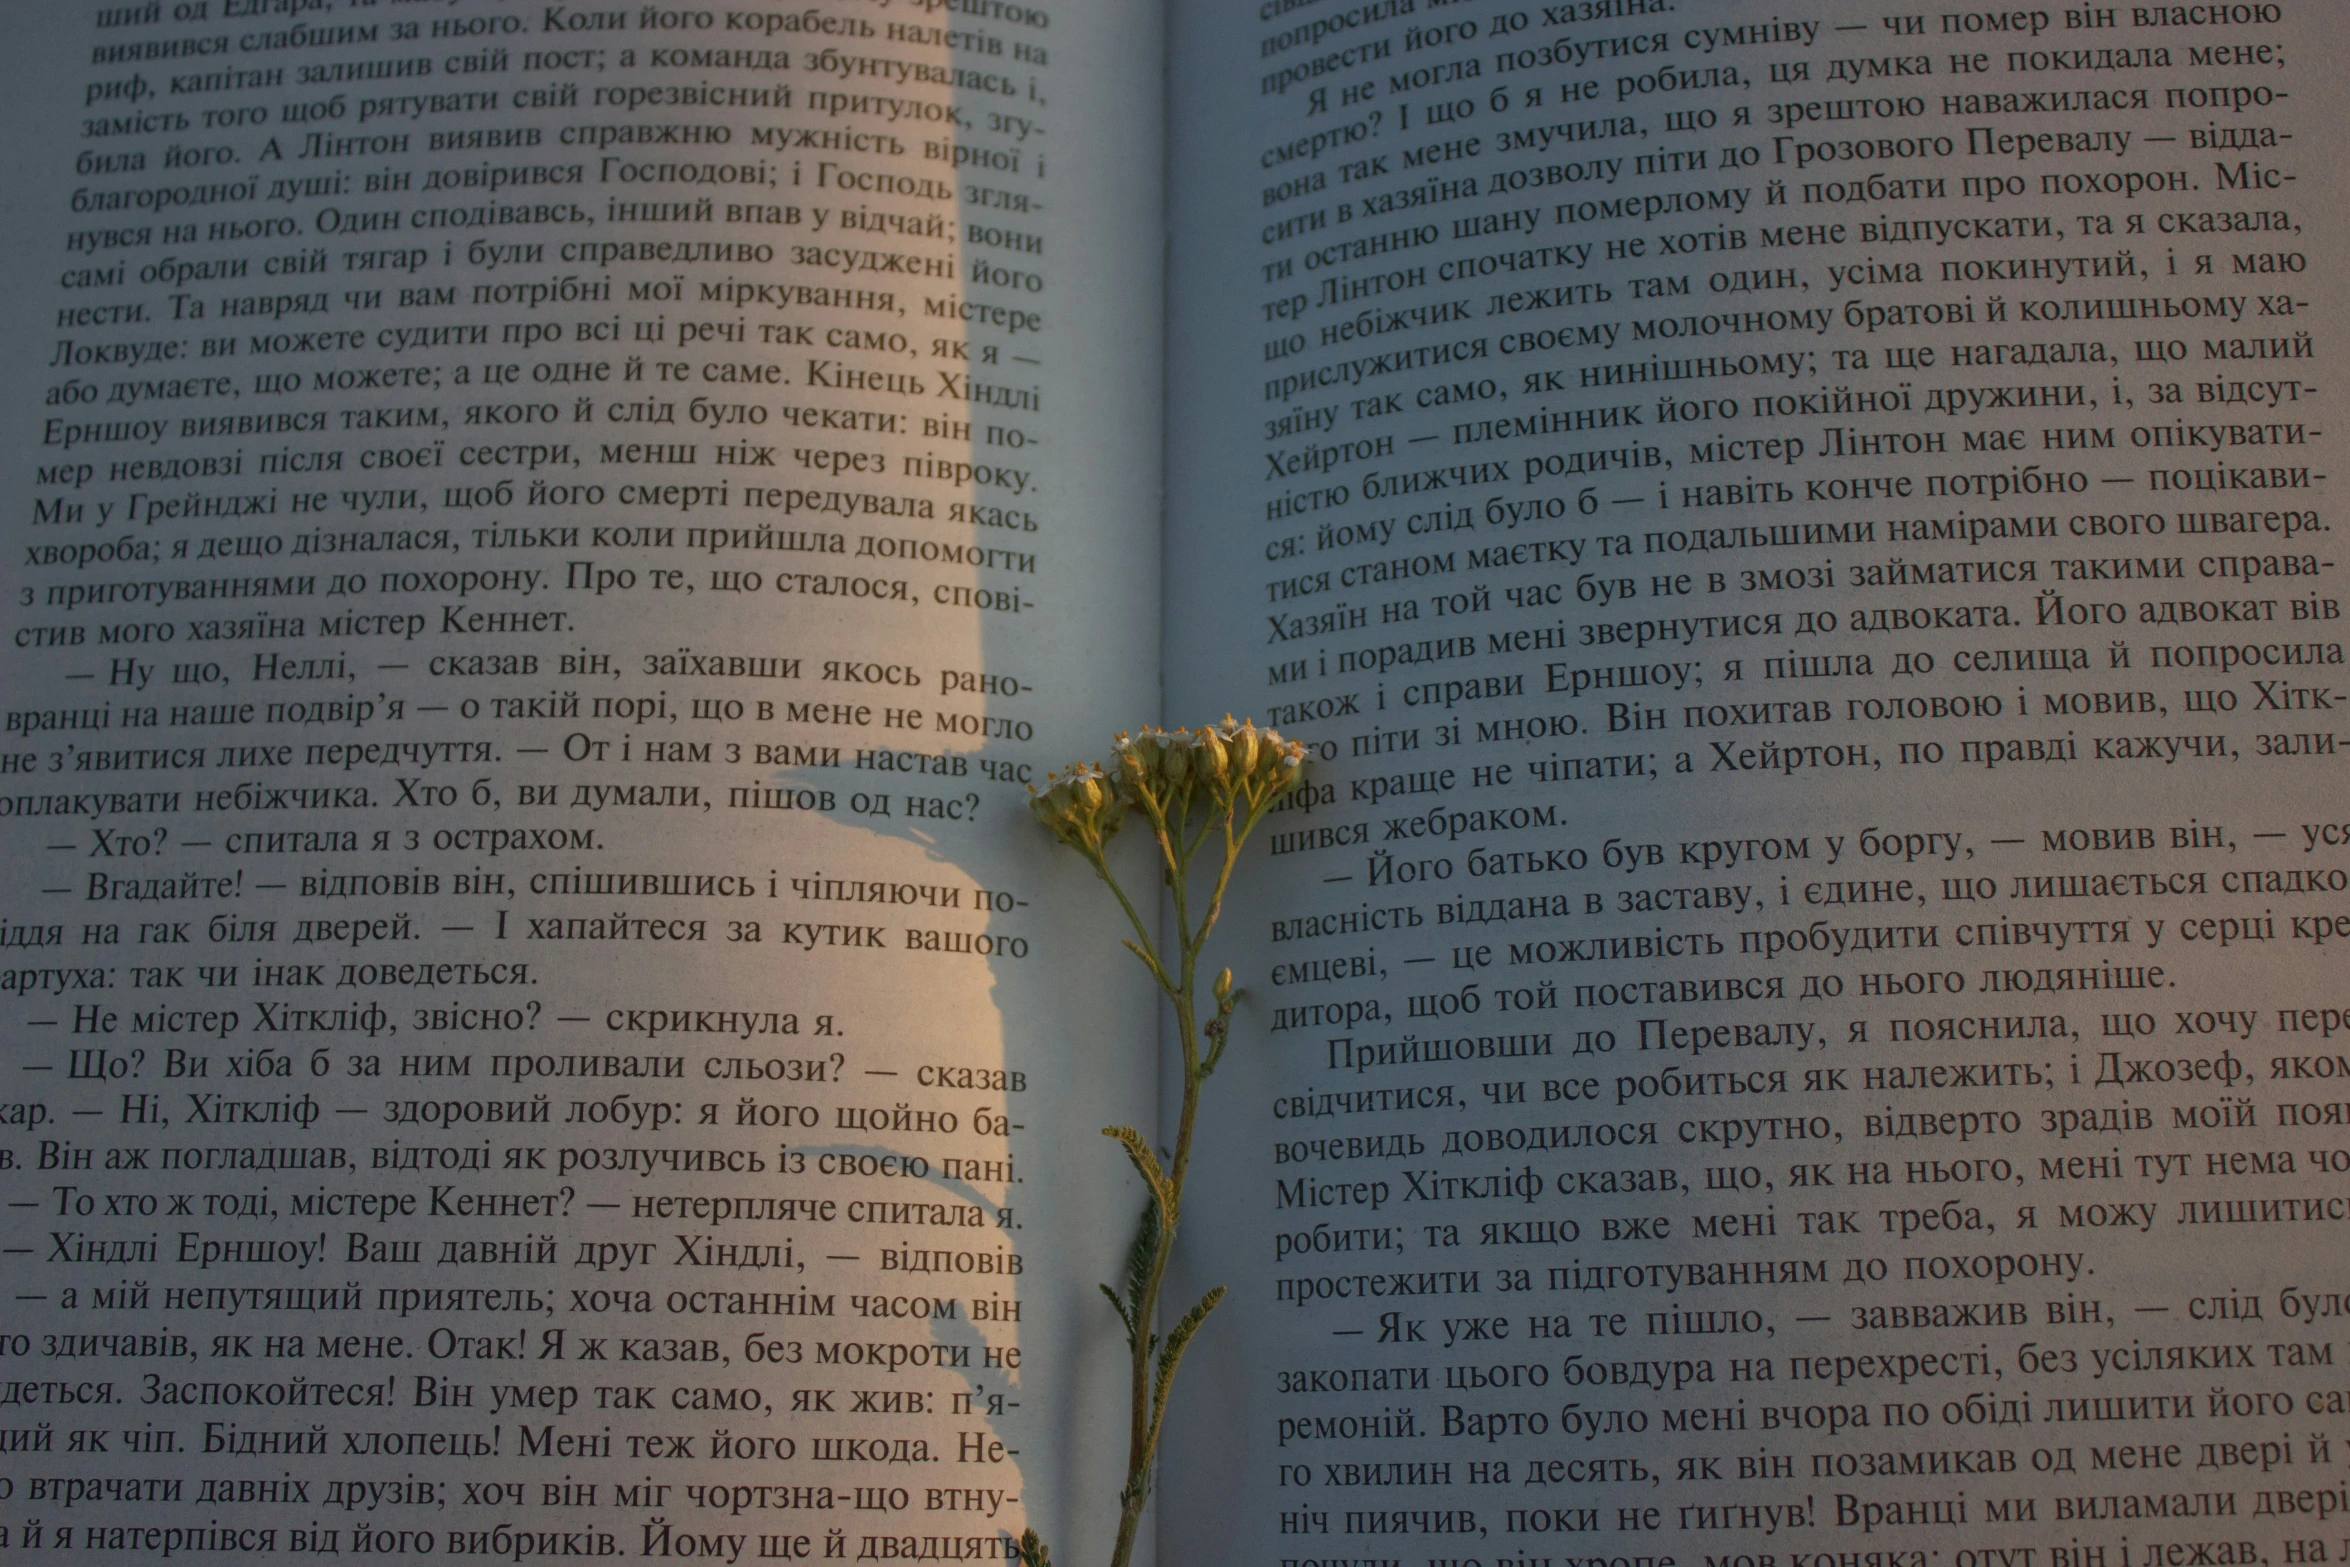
[2,0,2340,1557]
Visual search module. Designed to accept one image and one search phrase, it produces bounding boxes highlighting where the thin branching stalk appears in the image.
[1022,721,1308,1567]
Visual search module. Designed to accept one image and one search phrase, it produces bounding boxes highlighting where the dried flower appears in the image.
[1027,761,1122,859]
[1021,721,1306,1567]
[1188,724,1227,788]
[1223,714,1259,779]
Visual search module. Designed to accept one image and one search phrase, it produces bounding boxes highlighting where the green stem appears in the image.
[1101,791,1248,1567]
[1077,772,1295,1567]
[1091,855,1173,995]
[1107,994,1203,1567]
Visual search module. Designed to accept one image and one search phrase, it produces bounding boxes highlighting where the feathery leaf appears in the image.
[1103,1126,1174,1215]
[1159,1286,1224,1371]
[1150,1285,1226,1427]
[1123,1199,1159,1318]
[1097,1282,1134,1343]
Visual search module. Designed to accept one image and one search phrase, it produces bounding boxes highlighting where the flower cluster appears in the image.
[1030,717,1305,858]
[1027,761,1122,858]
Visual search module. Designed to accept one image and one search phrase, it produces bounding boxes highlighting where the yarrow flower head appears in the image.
[1105,718,1307,825]
[1112,727,1187,798]
[1027,760,1123,859]
[1208,714,1308,812]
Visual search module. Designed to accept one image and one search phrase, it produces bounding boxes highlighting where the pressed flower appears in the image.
[1028,761,1123,858]
[1188,724,1227,786]
[1021,723,1305,1567]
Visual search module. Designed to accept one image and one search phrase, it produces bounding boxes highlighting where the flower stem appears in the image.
[1099,805,1230,1567]
[1023,724,1308,1567]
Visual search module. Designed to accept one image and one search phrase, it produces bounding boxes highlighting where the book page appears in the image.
[0,2,1160,1561]
[1166,0,2342,1557]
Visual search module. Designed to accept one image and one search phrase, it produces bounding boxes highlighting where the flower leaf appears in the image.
[1123,1197,1159,1327]
[1102,1125,1174,1216]
[1151,1286,1227,1428]
[1098,1282,1135,1344]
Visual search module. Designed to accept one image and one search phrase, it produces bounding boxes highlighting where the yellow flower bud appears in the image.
[1115,729,1152,776]
[1029,761,1121,851]
[1252,729,1306,797]
[1028,780,1074,842]
[1227,719,1259,779]
[1191,726,1228,784]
